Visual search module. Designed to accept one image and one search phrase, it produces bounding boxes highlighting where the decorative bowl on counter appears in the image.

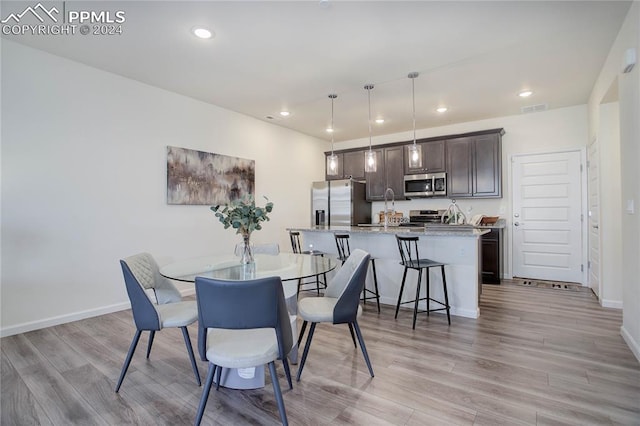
[479,216,499,225]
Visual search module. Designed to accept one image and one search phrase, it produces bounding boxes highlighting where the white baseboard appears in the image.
[601,299,623,309]
[0,301,130,338]
[620,325,640,363]
[0,288,195,338]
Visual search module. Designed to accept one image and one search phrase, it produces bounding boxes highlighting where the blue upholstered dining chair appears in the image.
[115,253,201,392]
[194,276,293,426]
[296,249,374,381]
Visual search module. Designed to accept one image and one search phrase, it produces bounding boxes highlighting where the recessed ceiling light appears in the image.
[436,107,448,113]
[375,118,384,124]
[326,127,334,133]
[280,111,290,117]
[192,27,213,39]
[519,90,533,98]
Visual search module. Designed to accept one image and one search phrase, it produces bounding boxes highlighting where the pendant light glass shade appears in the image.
[407,72,422,169]
[327,153,339,175]
[326,94,339,176]
[364,84,377,173]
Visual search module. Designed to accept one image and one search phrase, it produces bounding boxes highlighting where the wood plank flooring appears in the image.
[2,282,639,425]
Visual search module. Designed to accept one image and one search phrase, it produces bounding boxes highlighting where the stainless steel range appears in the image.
[408,209,444,225]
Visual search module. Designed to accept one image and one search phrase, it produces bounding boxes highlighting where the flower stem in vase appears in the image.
[240,233,254,264]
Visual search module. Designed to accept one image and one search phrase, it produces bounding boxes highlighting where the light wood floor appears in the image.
[2,283,639,425]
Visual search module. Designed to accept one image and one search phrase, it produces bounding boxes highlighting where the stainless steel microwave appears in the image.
[403,172,447,198]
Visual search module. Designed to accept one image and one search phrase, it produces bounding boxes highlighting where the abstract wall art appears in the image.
[167,146,255,205]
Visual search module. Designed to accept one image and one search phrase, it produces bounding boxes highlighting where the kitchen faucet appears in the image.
[384,187,395,229]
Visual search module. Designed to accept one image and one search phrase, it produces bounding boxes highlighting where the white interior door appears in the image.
[512,151,584,283]
[587,141,601,297]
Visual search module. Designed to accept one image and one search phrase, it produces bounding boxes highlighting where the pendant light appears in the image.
[407,72,422,169]
[326,94,339,176]
[364,84,377,173]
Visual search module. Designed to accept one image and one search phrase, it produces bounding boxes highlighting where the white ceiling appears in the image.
[2,1,631,143]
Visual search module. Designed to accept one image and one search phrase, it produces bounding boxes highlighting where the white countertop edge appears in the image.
[288,226,490,237]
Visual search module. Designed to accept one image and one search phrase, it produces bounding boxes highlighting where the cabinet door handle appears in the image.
[592,224,599,229]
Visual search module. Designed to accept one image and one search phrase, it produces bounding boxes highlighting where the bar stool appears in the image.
[334,233,380,313]
[395,235,450,329]
[289,231,327,296]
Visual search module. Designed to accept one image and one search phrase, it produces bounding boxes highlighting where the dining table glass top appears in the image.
[159,252,337,283]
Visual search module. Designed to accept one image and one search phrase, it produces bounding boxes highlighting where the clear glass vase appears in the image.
[239,233,254,264]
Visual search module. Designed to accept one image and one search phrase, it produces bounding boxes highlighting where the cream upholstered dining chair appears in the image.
[115,253,201,392]
[295,249,374,381]
[194,275,293,426]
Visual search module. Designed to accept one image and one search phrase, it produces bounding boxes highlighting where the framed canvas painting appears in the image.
[167,146,255,205]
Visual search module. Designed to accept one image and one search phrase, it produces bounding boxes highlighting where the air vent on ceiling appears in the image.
[521,103,548,114]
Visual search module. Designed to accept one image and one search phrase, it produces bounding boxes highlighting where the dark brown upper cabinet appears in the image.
[404,139,446,174]
[325,150,366,181]
[324,128,503,198]
[446,133,502,198]
[365,146,405,201]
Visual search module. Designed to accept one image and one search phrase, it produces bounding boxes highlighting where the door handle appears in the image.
[592,224,599,229]
[514,222,520,226]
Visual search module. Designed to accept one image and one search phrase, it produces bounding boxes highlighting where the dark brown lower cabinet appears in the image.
[481,228,502,284]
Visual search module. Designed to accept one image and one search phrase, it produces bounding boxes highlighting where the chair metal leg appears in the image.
[442,265,451,325]
[297,320,308,346]
[352,321,374,378]
[268,361,289,426]
[296,322,316,381]
[146,330,155,359]
[215,366,222,390]
[371,259,381,313]
[194,363,216,426]
[395,267,409,319]
[348,323,357,348]
[181,326,201,386]
[282,357,293,390]
[115,329,142,392]
[426,269,431,317]
[413,269,422,330]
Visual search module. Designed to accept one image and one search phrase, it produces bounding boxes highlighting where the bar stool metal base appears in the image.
[395,235,451,329]
[335,233,380,312]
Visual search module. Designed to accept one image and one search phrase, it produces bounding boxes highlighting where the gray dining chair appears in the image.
[115,253,200,392]
[296,249,374,381]
[194,275,293,426]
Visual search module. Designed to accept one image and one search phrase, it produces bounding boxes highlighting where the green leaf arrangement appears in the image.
[210,195,274,235]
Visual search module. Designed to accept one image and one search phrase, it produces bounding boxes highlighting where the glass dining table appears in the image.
[160,252,337,301]
[159,252,338,389]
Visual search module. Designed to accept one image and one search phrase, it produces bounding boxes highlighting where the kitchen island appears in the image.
[288,225,489,319]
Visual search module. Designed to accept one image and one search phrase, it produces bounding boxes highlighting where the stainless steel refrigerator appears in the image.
[311,179,371,226]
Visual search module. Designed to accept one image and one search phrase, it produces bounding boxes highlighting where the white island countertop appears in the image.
[288,226,488,320]
[289,224,490,237]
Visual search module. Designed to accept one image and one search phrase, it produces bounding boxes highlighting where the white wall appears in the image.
[597,102,623,308]
[0,40,328,336]
[338,104,589,281]
[588,2,640,362]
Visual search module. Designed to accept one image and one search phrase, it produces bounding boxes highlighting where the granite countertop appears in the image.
[289,219,504,237]
[289,225,490,237]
